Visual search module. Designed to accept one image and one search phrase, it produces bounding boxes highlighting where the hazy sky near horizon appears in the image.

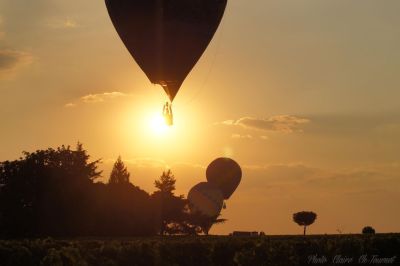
[1,0,400,234]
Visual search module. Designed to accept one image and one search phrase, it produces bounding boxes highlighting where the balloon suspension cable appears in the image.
[182,16,226,107]
[162,100,173,126]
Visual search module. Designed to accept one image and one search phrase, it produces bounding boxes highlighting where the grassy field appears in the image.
[0,234,398,266]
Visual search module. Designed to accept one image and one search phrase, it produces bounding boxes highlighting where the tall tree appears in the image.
[293,211,317,235]
[152,170,186,235]
[108,156,130,185]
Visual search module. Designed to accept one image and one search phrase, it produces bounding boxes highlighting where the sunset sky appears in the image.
[1,0,400,235]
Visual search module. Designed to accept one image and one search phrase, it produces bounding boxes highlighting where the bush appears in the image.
[362,226,376,235]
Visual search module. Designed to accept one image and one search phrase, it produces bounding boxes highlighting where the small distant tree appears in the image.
[108,156,130,184]
[293,211,317,235]
[362,226,376,234]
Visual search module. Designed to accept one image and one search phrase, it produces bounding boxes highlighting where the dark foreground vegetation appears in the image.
[0,234,398,266]
[0,144,222,238]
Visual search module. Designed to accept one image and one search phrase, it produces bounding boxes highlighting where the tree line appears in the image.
[0,143,223,238]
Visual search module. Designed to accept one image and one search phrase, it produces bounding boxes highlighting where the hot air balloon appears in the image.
[206,157,241,199]
[188,182,224,217]
[105,0,228,125]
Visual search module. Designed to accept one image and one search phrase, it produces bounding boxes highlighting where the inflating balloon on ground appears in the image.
[187,157,242,220]
[188,182,224,217]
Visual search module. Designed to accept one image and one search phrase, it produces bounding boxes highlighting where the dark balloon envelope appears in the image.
[105,0,227,102]
[206,157,241,199]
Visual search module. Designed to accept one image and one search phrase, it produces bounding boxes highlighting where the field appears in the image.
[0,234,399,266]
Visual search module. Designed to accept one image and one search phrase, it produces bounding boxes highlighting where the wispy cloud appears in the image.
[243,163,319,182]
[106,157,169,169]
[219,115,310,133]
[64,103,77,108]
[242,162,400,198]
[46,18,79,29]
[81,92,127,103]
[105,158,206,170]
[0,50,33,79]
[170,162,206,169]
[64,92,131,107]
[232,134,253,140]
[105,157,206,169]
[232,134,269,140]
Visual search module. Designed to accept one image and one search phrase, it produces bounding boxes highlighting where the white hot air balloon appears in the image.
[188,182,224,217]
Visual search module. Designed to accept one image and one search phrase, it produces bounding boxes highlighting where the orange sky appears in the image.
[1,0,400,234]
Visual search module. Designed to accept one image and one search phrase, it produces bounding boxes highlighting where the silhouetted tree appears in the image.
[293,211,317,235]
[97,157,155,236]
[0,143,158,238]
[362,226,376,234]
[101,182,155,236]
[108,156,130,184]
[152,170,186,235]
[154,169,175,194]
[1,144,237,237]
[0,143,102,237]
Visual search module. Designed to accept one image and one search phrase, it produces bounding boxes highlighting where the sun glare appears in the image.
[148,112,169,136]
[122,97,199,156]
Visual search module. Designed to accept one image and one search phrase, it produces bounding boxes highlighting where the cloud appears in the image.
[105,158,206,170]
[231,134,253,140]
[221,120,235,126]
[306,113,400,138]
[230,133,268,140]
[219,115,310,133]
[238,115,310,132]
[64,103,76,108]
[0,50,33,78]
[305,168,398,189]
[109,158,169,169]
[170,162,206,169]
[81,92,127,103]
[243,163,319,183]
[241,162,400,199]
[62,19,78,29]
[65,92,130,107]
[46,18,79,29]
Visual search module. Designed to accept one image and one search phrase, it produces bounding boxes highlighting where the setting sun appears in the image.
[148,112,169,136]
